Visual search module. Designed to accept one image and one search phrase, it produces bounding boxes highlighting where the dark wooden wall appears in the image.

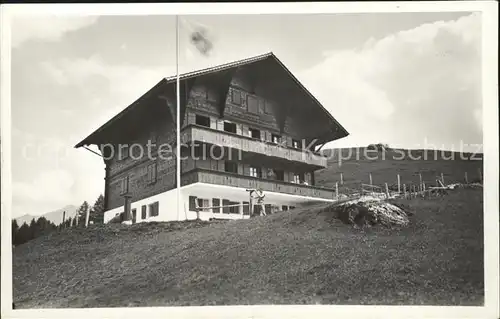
[105,117,177,211]
[182,72,318,148]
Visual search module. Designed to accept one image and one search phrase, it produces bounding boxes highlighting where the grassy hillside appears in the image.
[13,188,483,307]
[318,147,483,190]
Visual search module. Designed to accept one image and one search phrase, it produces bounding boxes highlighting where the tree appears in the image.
[28,218,37,241]
[12,220,19,246]
[16,222,31,245]
[64,217,73,228]
[90,194,105,224]
[76,201,90,227]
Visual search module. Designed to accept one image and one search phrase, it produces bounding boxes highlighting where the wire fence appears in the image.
[332,168,483,201]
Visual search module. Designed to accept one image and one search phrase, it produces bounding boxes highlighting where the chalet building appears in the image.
[75,52,349,223]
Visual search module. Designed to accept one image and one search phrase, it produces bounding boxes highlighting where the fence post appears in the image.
[478,168,482,184]
[62,211,66,229]
[419,173,423,192]
[422,181,426,198]
[335,182,339,200]
[403,184,407,199]
[340,173,344,185]
[397,174,401,194]
[385,183,389,199]
[441,173,445,185]
[369,173,373,187]
[464,172,468,184]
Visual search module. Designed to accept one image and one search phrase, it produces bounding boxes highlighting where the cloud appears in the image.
[298,13,482,151]
[13,169,75,206]
[11,15,99,48]
[11,128,104,217]
[39,55,171,138]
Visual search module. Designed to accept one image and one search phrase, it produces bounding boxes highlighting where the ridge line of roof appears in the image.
[164,51,274,83]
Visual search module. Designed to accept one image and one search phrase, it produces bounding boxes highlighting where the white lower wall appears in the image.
[103,182,335,224]
[104,187,179,223]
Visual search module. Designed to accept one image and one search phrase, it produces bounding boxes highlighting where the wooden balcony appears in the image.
[181,168,336,200]
[180,125,328,168]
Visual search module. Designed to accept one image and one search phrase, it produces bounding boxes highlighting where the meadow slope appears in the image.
[13,188,483,307]
[317,147,483,191]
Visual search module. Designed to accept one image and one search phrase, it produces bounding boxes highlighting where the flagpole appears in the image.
[176,15,181,220]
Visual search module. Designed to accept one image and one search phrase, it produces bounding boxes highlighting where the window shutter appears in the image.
[150,202,159,217]
[247,95,259,114]
[212,198,220,213]
[141,205,147,219]
[210,117,217,129]
[265,131,272,142]
[189,196,197,211]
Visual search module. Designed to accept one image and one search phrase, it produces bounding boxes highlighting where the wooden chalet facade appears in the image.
[75,53,349,223]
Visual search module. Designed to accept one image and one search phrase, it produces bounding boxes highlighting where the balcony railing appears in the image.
[180,124,327,168]
[181,168,336,200]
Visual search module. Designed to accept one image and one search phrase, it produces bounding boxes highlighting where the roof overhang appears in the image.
[75,52,349,148]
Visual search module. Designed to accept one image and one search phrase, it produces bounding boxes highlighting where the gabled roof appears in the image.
[164,52,273,83]
[75,52,349,148]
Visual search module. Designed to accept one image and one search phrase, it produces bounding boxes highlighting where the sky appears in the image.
[8,12,482,217]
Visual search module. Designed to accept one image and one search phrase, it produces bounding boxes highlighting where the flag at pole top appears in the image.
[179,17,214,57]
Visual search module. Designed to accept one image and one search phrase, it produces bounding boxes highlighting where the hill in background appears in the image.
[318,147,483,190]
[15,205,78,226]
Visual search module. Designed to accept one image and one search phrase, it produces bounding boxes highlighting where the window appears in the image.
[249,128,261,139]
[289,206,296,210]
[207,89,217,102]
[195,114,210,127]
[249,166,262,178]
[147,163,157,184]
[271,134,281,144]
[292,139,301,149]
[231,89,241,105]
[141,205,147,219]
[223,121,237,134]
[149,201,159,217]
[120,176,129,195]
[197,198,210,212]
[243,201,250,215]
[119,145,129,160]
[275,170,285,181]
[212,198,220,213]
[282,205,288,211]
[222,199,231,214]
[293,173,304,184]
[225,161,238,173]
[247,95,259,114]
[229,201,240,214]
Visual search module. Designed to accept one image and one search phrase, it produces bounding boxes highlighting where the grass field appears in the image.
[13,187,483,307]
[318,147,483,191]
